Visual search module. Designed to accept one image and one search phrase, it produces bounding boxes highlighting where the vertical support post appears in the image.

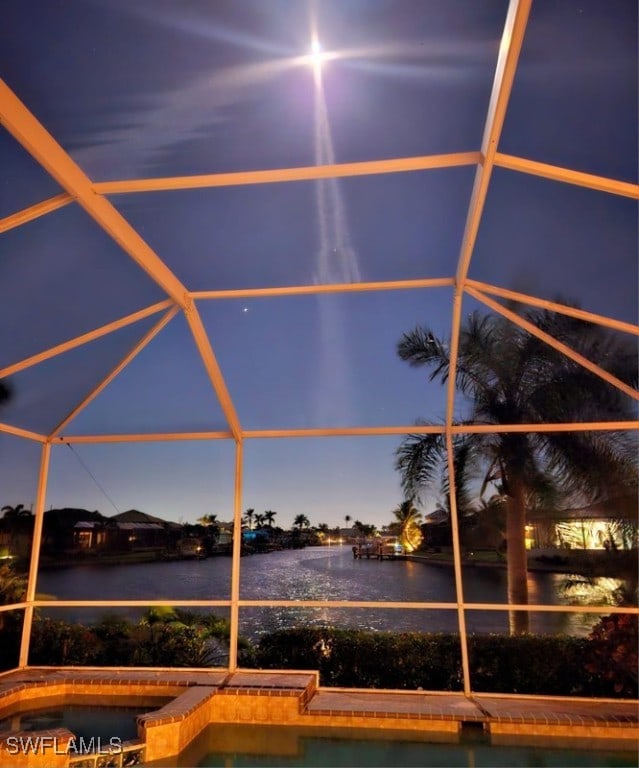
[19,441,51,668]
[445,431,472,697]
[228,439,243,671]
[444,0,531,696]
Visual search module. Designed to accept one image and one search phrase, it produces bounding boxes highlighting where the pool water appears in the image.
[185,725,637,768]
[0,703,160,742]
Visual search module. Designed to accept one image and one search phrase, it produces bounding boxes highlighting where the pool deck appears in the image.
[0,667,636,765]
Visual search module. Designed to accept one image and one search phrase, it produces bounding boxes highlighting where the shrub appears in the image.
[584,613,638,697]
[255,628,464,690]
[27,611,243,668]
[468,634,590,695]
[253,627,607,696]
[29,619,102,666]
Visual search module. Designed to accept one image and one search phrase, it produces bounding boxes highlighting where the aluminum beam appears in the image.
[446,0,533,699]
[0,80,190,309]
[466,280,639,336]
[51,307,180,437]
[93,152,481,195]
[467,286,639,402]
[0,193,72,234]
[0,300,174,379]
[495,153,639,199]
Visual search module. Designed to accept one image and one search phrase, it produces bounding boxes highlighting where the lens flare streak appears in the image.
[310,34,361,425]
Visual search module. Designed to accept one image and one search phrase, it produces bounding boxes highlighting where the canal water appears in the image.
[36,546,603,639]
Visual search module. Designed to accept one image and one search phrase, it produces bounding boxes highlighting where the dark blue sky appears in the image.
[0,0,636,527]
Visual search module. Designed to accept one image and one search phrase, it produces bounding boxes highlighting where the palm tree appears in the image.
[253,513,266,529]
[396,307,637,634]
[1,504,31,520]
[263,510,277,528]
[344,515,352,528]
[293,514,310,530]
[427,438,481,542]
[391,500,423,552]
[197,514,217,526]
[243,508,255,530]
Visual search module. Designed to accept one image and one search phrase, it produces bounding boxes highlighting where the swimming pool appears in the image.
[0,703,159,742]
[175,725,638,768]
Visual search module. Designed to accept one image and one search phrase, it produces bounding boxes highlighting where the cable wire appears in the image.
[65,443,121,515]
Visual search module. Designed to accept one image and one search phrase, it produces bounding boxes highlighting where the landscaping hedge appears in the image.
[253,624,637,698]
[1,611,635,698]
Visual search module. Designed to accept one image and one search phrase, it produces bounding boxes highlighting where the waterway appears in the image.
[36,546,606,639]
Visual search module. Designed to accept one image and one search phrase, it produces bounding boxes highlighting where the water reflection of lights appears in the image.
[560,575,626,606]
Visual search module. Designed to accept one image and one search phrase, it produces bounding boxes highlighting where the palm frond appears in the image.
[397,326,450,382]
[395,428,446,503]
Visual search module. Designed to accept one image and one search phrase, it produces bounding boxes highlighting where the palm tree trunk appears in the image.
[506,481,529,634]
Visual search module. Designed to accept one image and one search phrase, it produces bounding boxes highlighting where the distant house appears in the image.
[529,496,638,551]
[420,509,452,548]
[45,507,106,553]
[53,508,180,555]
[106,510,179,552]
[73,520,106,550]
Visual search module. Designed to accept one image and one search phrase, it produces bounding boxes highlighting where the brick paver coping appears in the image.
[137,686,218,728]
[0,668,636,734]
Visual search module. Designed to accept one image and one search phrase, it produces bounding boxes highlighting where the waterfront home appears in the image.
[528,495,637,551]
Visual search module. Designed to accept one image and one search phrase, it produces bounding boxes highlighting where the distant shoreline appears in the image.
[405,553,571,573]
[405,550,636,578]
[21,545,635,580]
[33,550,230,571]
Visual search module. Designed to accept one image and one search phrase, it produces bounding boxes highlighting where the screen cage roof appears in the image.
[0,0,637,685]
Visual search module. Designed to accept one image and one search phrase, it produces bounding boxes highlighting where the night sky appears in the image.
[0,0,636,528]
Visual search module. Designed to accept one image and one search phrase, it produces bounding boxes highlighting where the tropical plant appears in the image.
[253,513,266,528]
[197,513,217,526]
[243,508,255,530]
[1,504,32,520]
[585,613,638,697]
[263,510,277,527]
[293,514,310,530]
[396,306,637,634]
[0,563,26,630]
[27,610,255,669]
[353,520,376,538]
[425,438,487,547]
[344,515,352,527]
[390,500,423,552]
[0,563,26,602]
[606,518,638,550]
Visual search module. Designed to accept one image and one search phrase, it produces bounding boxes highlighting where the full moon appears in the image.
[309,38,327,69]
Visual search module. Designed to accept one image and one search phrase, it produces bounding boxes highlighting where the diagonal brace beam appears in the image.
[467,286,639,402]
[184,303,242,442]
[0,79,190,309]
